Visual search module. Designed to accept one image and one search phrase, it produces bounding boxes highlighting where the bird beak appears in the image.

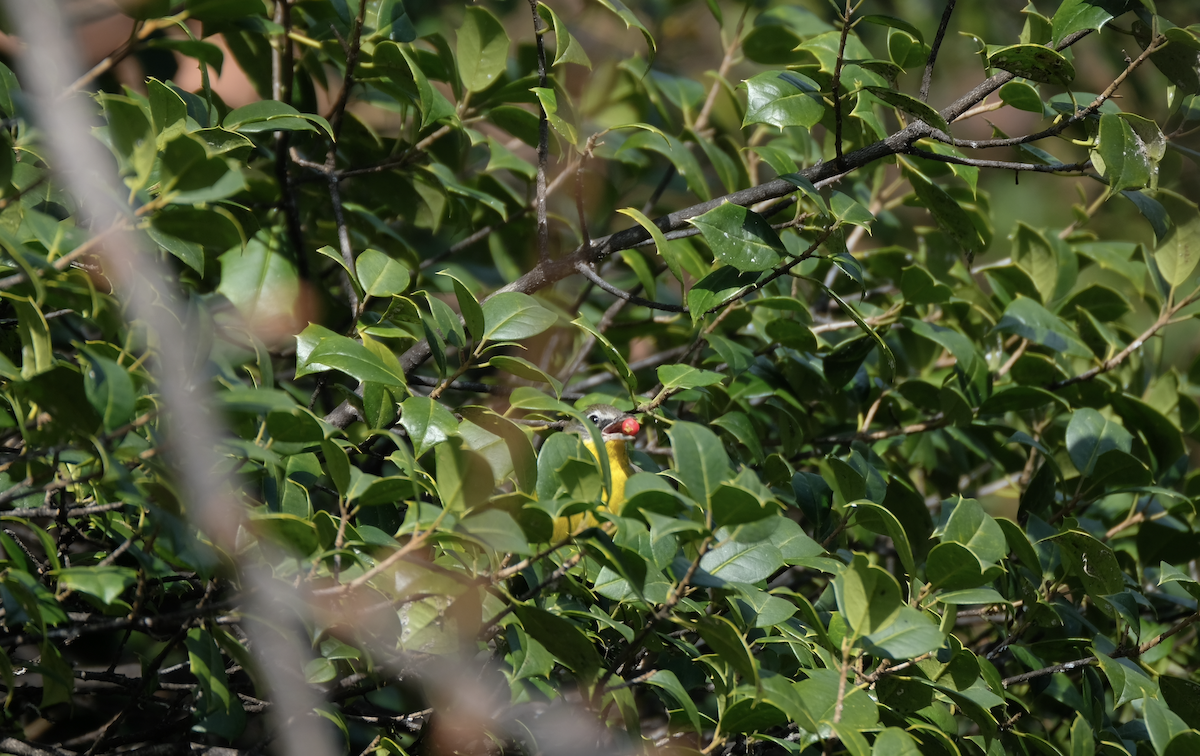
[602,417,640,440]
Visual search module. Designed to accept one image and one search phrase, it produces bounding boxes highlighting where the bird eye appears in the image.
[588,413,600,424]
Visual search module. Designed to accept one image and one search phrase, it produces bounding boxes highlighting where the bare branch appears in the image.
[907,147,1092,174]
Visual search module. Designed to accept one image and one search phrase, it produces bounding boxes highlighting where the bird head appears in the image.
[569,403,641,442]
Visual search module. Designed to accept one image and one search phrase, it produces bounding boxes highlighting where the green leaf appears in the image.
[687,202,784,272]
[489,355,563,397]
[216,233,300,324]
[998,80,1044,113]
[148,38,224,75]
[1066,407,1134,477]
[297,330,407,388]
[357,249,411,298]
[992,296,1091,357]
[1012,222,1063,304]
[830,192,875,229]
[1145,681,1187,748]
[436,441,494,512]
[657,364,724,391]
[667,421,732,505]
[645,669,703,734]
[399,396,459,457]
[1161,676,1200,730]
[834,554,903,638]
[742,71,825,130]
[593,0,656,60]
[872,727,923,756]
[0,60,20,118]
[457,509,530,554]
[1052,0,1134,46]
[79,349,136,433]
[512,605,601,679]
[538,3,591,69]
[223,100,332,138]
[942,497,1007,565]
[438,271,484,342]
[926,541,990,590]
[620,129,711,201]
[987,44,1075,85]
[187,628,246,740]
[904,164,986,256]
[375,0,417,41]
[1053,530,1126,595]
[795,668,879,730]
[900,265,952,304]
[1154,191,1200,287]
[823,286,897,383]
[424,162,508,220]
[617,206,675,285]
[571,316,637,397]
[1092,112,1152,195]
[531,86,578,146]
[10,297,54,379]
[865,86,949,133]
[859,15,925,43]
[853,501,915,576]
[698,534,784,584]
[481,292,557,342]
[456,6,509,92]
[696,615,760,692]
[54,566,137,605]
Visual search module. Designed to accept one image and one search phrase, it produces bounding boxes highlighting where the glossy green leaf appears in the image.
[835,554,903,637]
[696,615,760,691]
[1066,408,1134,477]
[667,421,732,505]
[358,249,411,298]
[987,44,1075,84]
[865,86,949,133]
[482,292,557,342]
[513,605,601,679]
[297,330,406,388]
[456,7,510,92]
[571,316,637,397]
[400,396,459,457]
[593,0,656,59]
[657,364,724,391]
[538,3,591,69]
[905,165,986,256]
[742,71,824,130]
[992,296,1092,357]
[998,80,1044,113]
[1052,0,1135,46]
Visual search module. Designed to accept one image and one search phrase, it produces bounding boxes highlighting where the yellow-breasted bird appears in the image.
[551,404,642,541]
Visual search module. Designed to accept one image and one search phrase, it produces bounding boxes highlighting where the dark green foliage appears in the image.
[3,1,1200,755]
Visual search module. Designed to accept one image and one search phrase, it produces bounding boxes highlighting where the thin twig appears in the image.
[831,1,856,166]
[1001,611,1200,687]
[920,1,956,103]
[574,262,687,312]
[1049,284,1200,389]
[530,0,551,263]
[324,2,369,319]
[273,0,307,278]
[908,147,1092,174]
[812,414,950,445]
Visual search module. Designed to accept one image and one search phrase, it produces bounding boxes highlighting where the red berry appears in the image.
[622,418,640,436]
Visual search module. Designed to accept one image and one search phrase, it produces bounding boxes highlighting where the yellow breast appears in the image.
[551,439,634,541]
